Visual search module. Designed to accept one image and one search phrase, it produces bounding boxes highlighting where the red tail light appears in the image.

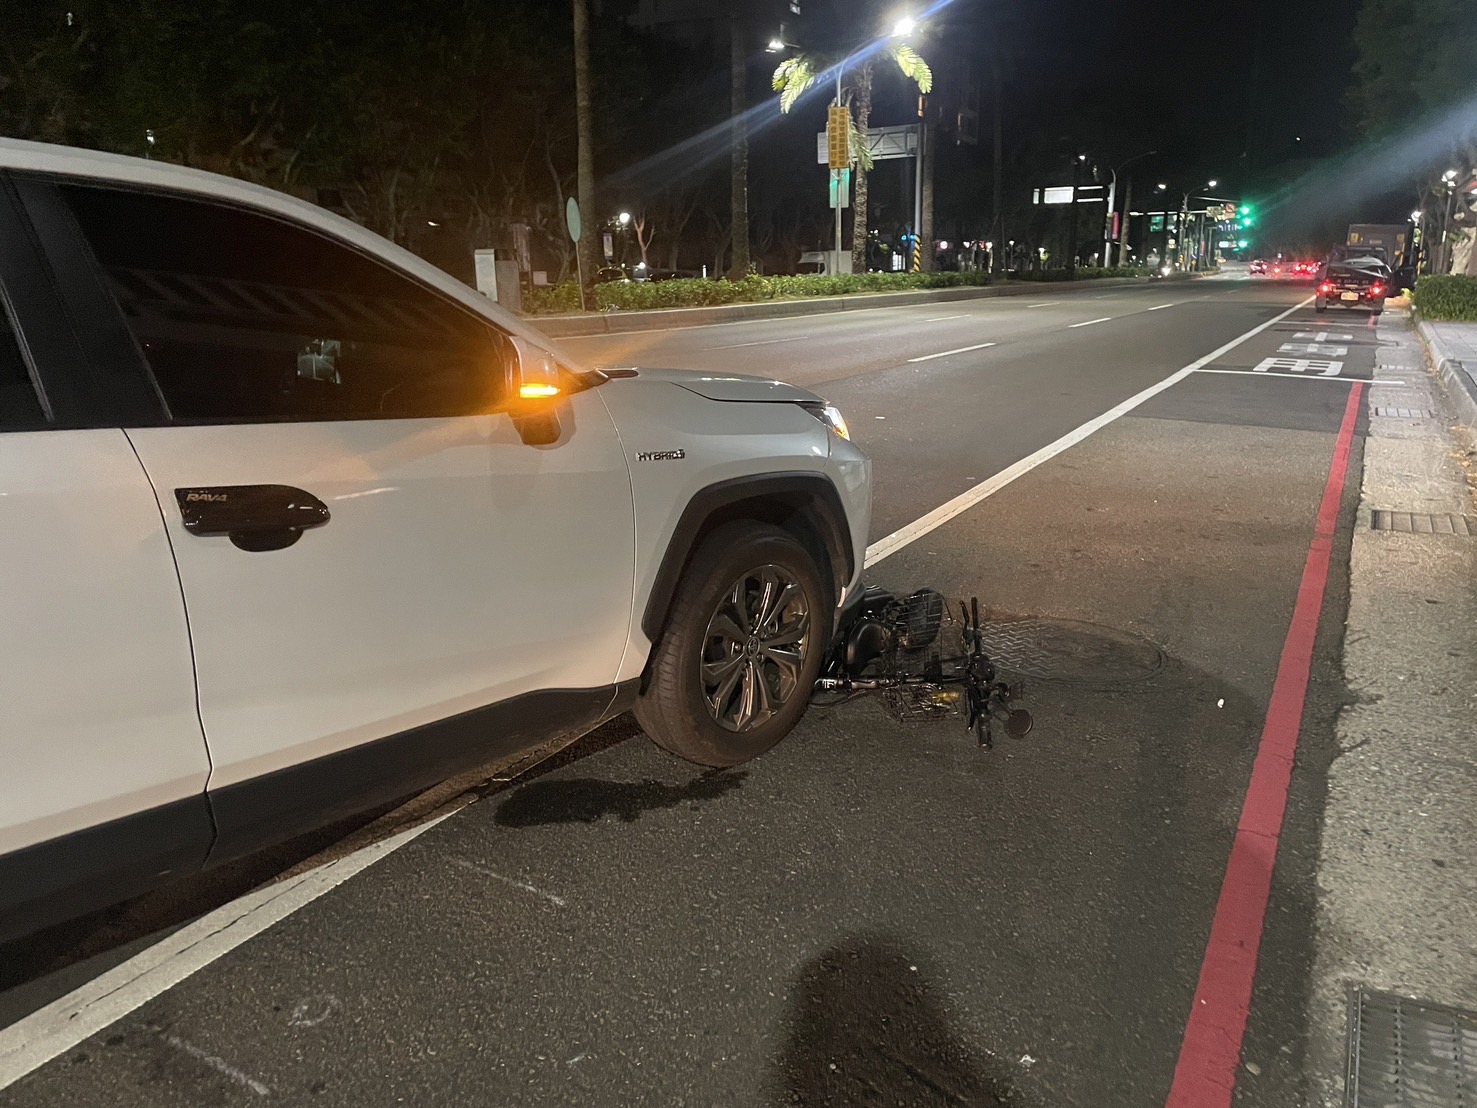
[1370,283,1385,297]
[1319,283,1333,294]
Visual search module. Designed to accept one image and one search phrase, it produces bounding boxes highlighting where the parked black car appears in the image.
[1316,257,1389,315]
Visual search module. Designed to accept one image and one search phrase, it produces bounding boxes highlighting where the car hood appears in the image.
[617,367,822,405]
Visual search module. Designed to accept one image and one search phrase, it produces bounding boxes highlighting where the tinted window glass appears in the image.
[0,301,46,430]
[61,185,500,423]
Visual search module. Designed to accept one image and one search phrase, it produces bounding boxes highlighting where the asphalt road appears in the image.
[0,277,1382,1107]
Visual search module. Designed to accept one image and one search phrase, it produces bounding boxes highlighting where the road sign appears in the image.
[829,168,850,209]
[565,197,582,243]
[816,123,918,164]
[827,105,851,170]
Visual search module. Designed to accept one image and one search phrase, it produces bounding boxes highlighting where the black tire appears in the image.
[1314,298,1326,313]
[636,521,829,768]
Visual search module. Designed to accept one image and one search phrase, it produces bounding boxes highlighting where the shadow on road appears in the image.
[773,935,1013,1107]
[494,769,746,827]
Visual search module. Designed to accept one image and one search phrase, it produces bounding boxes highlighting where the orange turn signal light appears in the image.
[518,383,561,400]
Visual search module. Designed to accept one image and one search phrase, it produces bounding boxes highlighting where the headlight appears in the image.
[803,402,850,440]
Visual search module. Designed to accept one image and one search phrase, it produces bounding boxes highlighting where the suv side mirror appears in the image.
[505,335,563,446]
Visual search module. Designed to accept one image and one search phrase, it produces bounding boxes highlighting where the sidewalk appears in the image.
[1419,319,1477,427]
[1308,311,1477,1105]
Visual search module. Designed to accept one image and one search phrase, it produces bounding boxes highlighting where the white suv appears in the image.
[0,140,870,942]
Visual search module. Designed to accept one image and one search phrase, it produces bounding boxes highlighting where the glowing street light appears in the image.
[1207,179,1218,188]
[892,14,917,36]
[766,36,786,52]
[618,211,631,225]
[1411,209,1423,222]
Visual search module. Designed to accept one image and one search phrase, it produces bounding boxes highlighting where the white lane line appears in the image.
[162,1033,271,1097]
[0,808,458,1092]
[449,858,567,907]
[1147,303,1176,311]
[924,314,968,322]
[1027,302,1057,308]
[906,342,998,363]
[1195,368,1401,384]
[1069,316,1113,328]
[864,296,1315,567]
[709,336,807,349]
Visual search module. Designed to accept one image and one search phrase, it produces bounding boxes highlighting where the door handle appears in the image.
[175,485,330,552]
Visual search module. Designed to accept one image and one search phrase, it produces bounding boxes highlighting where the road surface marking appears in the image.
[1069,316,1113,328]
[924,314,967,322]
[710,336,808,349]
[0,808,459,1092]
[162,1034,271,1097]
[1026,302,1057,307]
[906,342,998,363]
[1196,368,1399,384]
[1293,331,1353,341]
[1147,303,1176,311]
[1165,381,1364,1108]
[1254,356,1344,376]
[1279,342,1348,356]
[864,297,1314,567]
[449,858,567,907]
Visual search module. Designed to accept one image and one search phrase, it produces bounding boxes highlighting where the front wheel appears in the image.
[635,522,829,767]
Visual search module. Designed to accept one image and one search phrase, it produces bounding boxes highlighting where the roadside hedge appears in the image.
[524,266,1149,315]
[1413,274,1477,322]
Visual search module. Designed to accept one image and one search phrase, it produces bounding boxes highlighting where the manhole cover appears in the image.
[974,618,1164,685]
[1346,988,1477,1107]
[1370,510,1476,536]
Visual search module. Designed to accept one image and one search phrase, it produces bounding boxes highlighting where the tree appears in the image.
[849,60,873,275]
[728,1,750,278]
[573,0,598,303]
[772,38,931,268]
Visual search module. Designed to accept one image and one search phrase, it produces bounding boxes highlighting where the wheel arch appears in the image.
[640,472,853,649]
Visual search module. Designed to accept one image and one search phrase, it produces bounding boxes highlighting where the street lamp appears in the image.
[618,211,631,226]
[892,15,916,36]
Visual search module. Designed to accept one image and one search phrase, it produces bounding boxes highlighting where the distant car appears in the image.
[646,269,700,283]
[595,265,631,284]
[1249,259,1268,275]
[1291,260,1319,281]
[1316,259,1389,315]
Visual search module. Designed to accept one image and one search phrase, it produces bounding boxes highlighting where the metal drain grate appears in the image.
[1346,988,1477,1107]
[1370,510,1477,536]
[1373,407,1437,419]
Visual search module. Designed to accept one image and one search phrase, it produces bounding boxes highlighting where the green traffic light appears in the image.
[1238,239,1249,248]
[1239,204,1251,216]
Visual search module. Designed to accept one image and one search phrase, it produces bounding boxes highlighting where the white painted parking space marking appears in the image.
[1293,332,1353,341]
[0,808,459,1092]
[1253,356,1344,376]
[1279,343,1349,356]
[1069,316,1113,328]
[864,297,1314,567]
[907,342,998,363]
[1148,303,1176,311]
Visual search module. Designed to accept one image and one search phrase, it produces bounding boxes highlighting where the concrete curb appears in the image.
[1415,319,1477,428]
[528,276,1168,338]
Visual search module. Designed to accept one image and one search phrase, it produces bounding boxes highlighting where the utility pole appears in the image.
[728,1,750,279]
[851,60,874,276]
[1067,155,1083,274]
[990,55,1004,275]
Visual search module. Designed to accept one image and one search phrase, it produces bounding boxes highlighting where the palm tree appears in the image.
[573,0,597,307]
[729,1,750,279]
[773,37,931,272]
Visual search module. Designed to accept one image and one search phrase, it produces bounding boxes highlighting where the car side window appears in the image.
[0,300,47,430]
[59,184,501,423]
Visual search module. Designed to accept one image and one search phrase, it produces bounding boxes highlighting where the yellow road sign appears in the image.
[827,105,851,170]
